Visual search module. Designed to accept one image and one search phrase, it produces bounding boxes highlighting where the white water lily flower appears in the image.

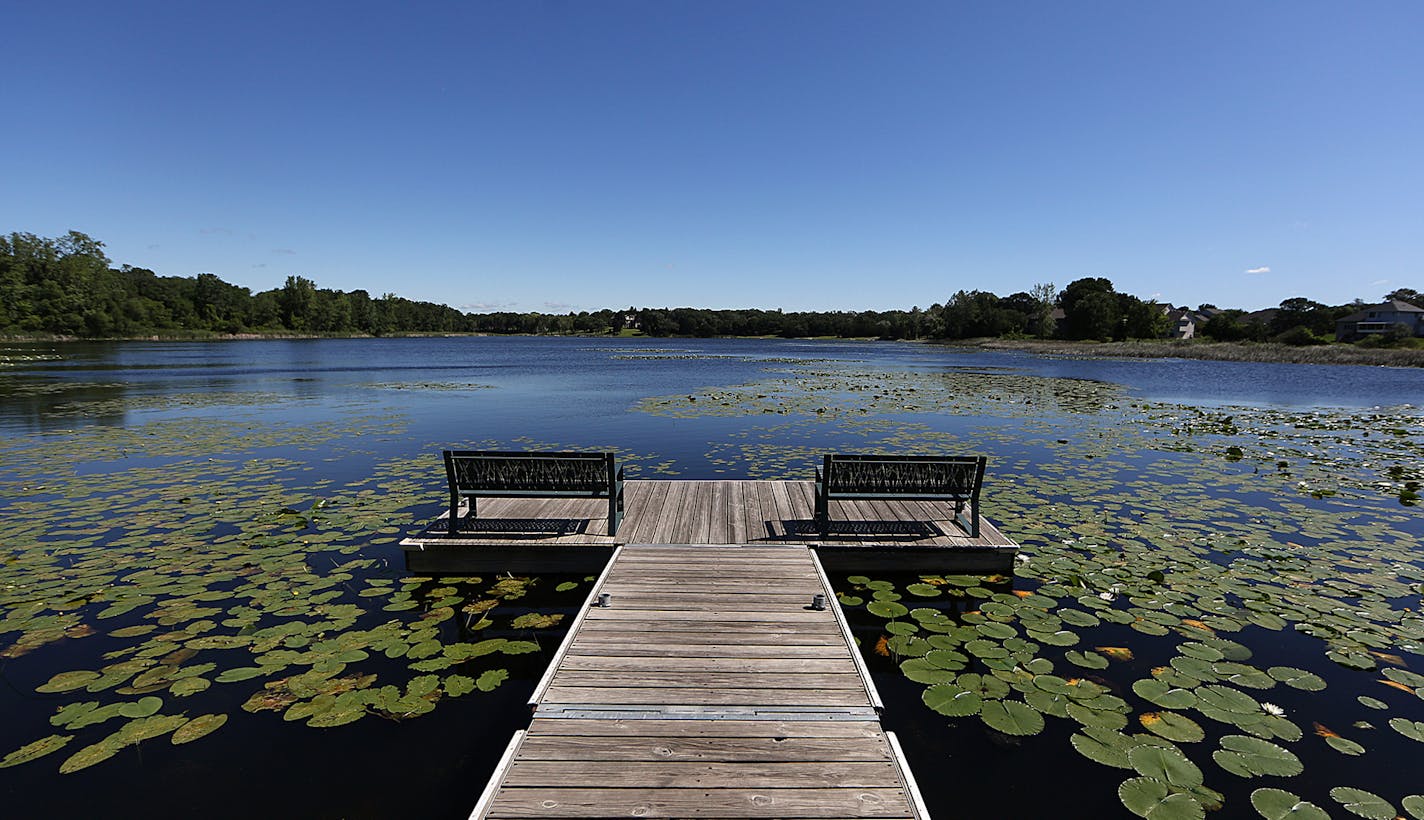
[1098,591,1117,602]
[1261,702,1286,716]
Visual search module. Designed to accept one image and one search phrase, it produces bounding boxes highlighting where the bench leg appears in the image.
[449,496,476,536]
[608,493,623,537]
[814,492,829,537]
[952,500,980,538]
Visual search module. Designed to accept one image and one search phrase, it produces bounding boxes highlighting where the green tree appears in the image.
[1385,287,1422,305]
[1059,278,1119,340]
[278,275,317,330]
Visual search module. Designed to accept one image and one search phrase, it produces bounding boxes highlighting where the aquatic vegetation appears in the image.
[1,340,1421,818]
[0,411,594,776]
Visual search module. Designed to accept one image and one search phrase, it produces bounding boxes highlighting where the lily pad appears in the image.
[476,669,508,692]
[979,700,1044,736]
[0,735,73,769]
[1140,712,1206,743]
[1325,735,1366,756]
[59,740,120,774]
[901,659,958,685]
[1213,735,1303,778]
[1196,685,1258,714]
[117,696,163,719]
[1249,788,1330,820]
[1118,776,1205,820]
[1267,667,1326,691]
[35,671,101,694]
[867,601,908,619]
[1066,650,1110,669]
[1070,729,1135,768]
[1329,787,1395,820]
[1388,717,1424,742]
[923,684,982,717]
[171,714,227,745]
[1134,679,1199,710]
[1129,743,1204,788]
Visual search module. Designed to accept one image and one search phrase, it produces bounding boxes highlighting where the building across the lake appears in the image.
[1334,300,1424,341]
[1162,306,1221,340]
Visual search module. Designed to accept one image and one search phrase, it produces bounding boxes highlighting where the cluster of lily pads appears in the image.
[0,414,592,776]
[845,567,1423,818]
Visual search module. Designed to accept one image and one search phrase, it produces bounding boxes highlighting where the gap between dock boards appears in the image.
[469,544,929,820]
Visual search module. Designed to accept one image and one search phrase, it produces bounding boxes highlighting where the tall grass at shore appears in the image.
[965,338,1424,367]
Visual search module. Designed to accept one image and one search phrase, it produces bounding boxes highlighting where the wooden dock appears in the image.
[470,544,928,819]
[402,479,1017,573]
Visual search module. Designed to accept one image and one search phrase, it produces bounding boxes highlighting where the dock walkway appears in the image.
[471,544,928,819]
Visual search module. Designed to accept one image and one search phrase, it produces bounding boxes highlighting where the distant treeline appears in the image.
[1,231,1414,344]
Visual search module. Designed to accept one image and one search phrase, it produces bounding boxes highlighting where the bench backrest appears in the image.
[823,454,985,497]
[444,450,614,494]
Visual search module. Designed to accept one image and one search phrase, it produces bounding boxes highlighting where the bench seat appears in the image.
[443,450,624,536]
[814,454,986,537]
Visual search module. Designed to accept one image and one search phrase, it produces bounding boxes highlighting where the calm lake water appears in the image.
[1,337,1421,819]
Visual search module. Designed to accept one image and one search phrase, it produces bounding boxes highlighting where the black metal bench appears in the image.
[442,450,624,536]
[814,454,986,537]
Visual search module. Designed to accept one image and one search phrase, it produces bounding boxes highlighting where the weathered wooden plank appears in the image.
[767,479,798,536]
[585,608,832,622]
[501,760,903,789]
[485,787,913,819]
[521,718,886,738]
[622,480,672,543]
[565,644,849,659]
[709,480,732,544]
[555,656,856,673]
[590,591,824,605]
[513,735,895,762]
[548,671,864,689]
[573,630,845,646]
[539,686,872,706]
[578,618,841,634]
[647,481,686,544]
[677,481,709,543]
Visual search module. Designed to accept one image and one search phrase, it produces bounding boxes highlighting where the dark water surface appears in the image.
[1,337,1421,819]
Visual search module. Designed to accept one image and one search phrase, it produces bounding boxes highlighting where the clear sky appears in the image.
[4,1,1420,313]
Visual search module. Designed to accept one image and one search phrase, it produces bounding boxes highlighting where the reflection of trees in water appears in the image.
[0,377,133,430]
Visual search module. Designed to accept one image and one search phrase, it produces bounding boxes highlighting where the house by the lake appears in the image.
[1163,306,1221,339]
[1334,300,1424,341]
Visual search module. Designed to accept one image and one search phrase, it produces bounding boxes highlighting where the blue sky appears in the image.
[4,1,1420,312]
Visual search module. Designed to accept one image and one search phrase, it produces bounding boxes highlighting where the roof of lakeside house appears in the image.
[1336,299,1424,323]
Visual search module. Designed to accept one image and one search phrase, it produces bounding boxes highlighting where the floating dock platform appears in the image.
[401,479,1017,573]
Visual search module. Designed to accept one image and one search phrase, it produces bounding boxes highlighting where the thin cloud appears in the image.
[199,227,232,236]
[459,301,516,311]
[251,263,268,268]
[1371,279,1389,286]
[543,301,575,311]
[1244,266,1270,275]
[272,248,296,255]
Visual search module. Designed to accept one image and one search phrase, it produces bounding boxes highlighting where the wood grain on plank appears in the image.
[485,787,913,819]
